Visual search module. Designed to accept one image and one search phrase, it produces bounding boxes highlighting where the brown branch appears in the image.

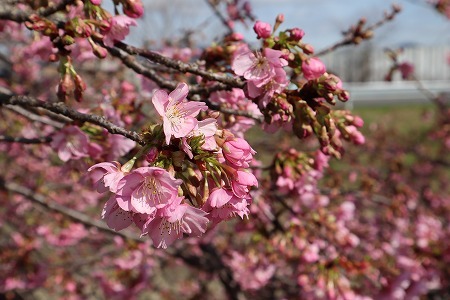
[107,46,263,122]
[315,4,402,57]
[0,134,52,144]
[4,105,65,128]
[0,177,143,242]
[0,93,144,145]
[114,41,245,89]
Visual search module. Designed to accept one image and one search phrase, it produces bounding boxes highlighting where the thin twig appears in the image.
[114,41,245,89]
[315,5,401,57]
[0,93,144,144]
[4,105,65,128]
[0,178,143,242]
[107,46,263,121]
[205,0,234,35]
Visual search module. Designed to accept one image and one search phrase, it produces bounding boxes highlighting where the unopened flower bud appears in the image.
[301,43,314,55]
[74,74,86,91]
[62,35,75,45]
[92,44,107,58]
[48,53,58,62]
[302,57,326,80]
[253,20,272,39]
[145,147,158,163]
[208,111,220,119]
[121,157,137,172]
[290,27,305,41]
[276,13,285,23]
[229,32,244,41]
[123,0,144,18]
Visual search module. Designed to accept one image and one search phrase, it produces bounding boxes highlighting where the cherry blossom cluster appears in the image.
[21,0,142,101]
[1,0,449,298]
[222,16,362,158]
[88,83,257,248]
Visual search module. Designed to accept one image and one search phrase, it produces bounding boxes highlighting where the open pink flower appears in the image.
[102,196,134,231]
[204,189,250,222]
[103,15,137,47]
[143,197,209,249]
[116,167,182,214]
[232,48,287,88]
[181,118,218,158]
[152,83,207,145]
[51,126,89,162]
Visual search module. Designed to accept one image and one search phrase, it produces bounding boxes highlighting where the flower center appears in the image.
[144,176,164,205]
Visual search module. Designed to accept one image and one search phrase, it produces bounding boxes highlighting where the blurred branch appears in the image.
[0,0,76,22]
[4,105,65,128]
[0,92,144,144]
[113,41,245,89]
[316,4,402,57]
[206,0,234,35]
[0,177,143,242]
[0,177,243,300]
[0,134,52,144]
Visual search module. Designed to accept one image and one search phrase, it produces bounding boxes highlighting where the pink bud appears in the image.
[229,32,244,41]
[301,57,326,80]
[276,14,285,23]
[398,62,414,79]
[123,0,144,18]
[90,0,102,5]
[302,44,314,55]
[253,20,272,39]
[290,28,304,41]
[145,147,158,164]
[352,116,364,128]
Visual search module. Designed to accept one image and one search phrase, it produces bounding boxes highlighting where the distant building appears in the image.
[321,44,450,82]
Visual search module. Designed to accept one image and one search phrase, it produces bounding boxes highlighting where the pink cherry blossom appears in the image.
[290,27,305,41]
[106,134,136,160]
[116,167,182,214]
[301,57,326,80]
[51,126,90,162]
[253,20,272,39]
[232,48,287,88]
[123,0,144,19]
[143,197,209,248]
[103,15,137,47]
[152,83,207,145]
[102,196,134,231]
[204,189,250,222]
[88,161,125,193]
[181,118,218,158]
[230,170,258,198]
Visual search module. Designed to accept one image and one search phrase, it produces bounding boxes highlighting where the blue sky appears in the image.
[130,0,450,50]
[244,0,450,48]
